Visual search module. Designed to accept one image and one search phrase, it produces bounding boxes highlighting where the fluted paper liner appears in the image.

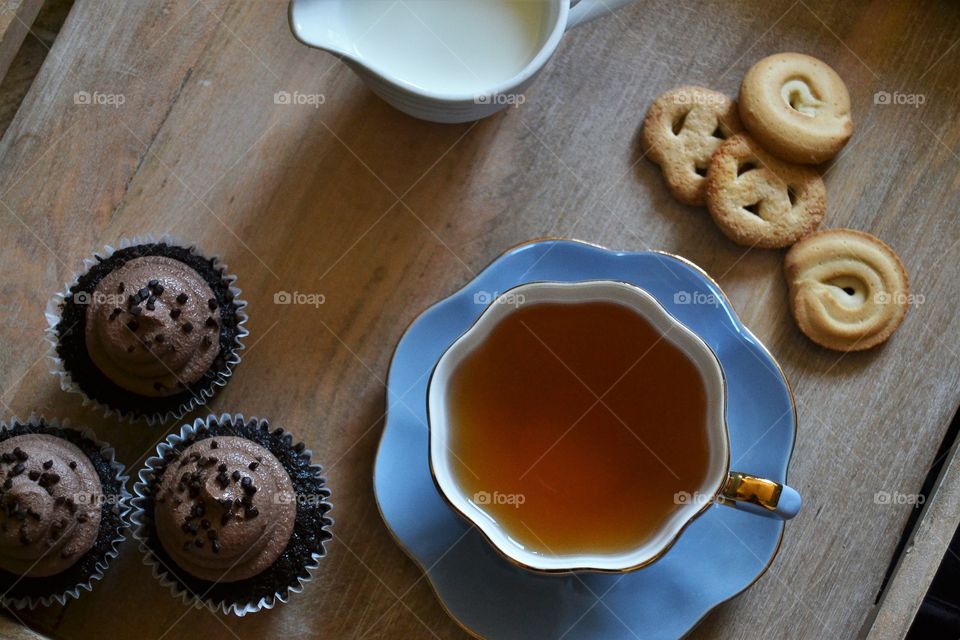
[0,415,130,609]
[131,414,333,616]
[45,234,249,425]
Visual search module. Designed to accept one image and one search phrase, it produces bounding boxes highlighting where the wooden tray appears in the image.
[0,1,958,638]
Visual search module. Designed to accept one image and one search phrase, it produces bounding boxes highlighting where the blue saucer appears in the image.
[374,239,797,640]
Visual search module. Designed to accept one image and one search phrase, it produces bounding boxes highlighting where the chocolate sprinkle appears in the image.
[39,472,60,487]
[0,420,127,603]
[176,292,188,304]
[139,416,332,609]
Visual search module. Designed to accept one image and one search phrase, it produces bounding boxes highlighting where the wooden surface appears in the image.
[865,430,960,639]
[0,0,74,139]
[0,0,958,638]
[0,0,44,85]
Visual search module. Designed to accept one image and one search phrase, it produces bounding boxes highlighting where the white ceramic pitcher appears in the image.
[289,0,637,123]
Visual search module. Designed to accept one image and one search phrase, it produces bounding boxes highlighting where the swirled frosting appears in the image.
[154,437,296,582]
[0,434,103,577]
[84,256,221,397]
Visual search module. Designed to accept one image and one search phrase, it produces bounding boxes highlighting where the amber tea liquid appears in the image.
[447,300,710,557]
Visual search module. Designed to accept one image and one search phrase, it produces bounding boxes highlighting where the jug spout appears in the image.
[289,0,359,60]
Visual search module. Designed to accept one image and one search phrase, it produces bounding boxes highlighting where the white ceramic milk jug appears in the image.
[289,0,637,123]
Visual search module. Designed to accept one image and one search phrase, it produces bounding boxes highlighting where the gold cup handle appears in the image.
[719,471,801,520]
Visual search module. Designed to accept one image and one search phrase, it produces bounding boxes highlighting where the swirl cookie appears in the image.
[641,86,743,206]
[705,134,825,248]
[739,53,853,164]
[784,229,909,351]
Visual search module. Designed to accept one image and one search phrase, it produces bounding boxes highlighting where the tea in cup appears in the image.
[428,281,800,571]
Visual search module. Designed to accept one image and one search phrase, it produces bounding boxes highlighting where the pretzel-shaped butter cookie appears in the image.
[739,53,853,164]
[705,134,825,248]
[641,86,743,206]
[784,229,909,351]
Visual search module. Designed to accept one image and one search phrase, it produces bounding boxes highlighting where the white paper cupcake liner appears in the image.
[0,414,131,610]
[44,234,249,426]
[131,413,333,616]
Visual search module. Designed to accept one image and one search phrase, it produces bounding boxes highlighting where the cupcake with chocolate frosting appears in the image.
[0,417,128,608]
[132,414,332,615]
[47,238,248,424]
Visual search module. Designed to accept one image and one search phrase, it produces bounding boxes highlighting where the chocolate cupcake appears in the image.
[132,414,332,615]
[46,238,248,424]
[0,417,128,609]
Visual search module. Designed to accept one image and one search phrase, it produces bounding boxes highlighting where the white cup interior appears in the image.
[428,280,730,572]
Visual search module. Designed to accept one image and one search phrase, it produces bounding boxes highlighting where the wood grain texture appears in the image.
[0,0,44,84]
[0,0,958,638]
[0,616,49,640]
[865,433,960,640]
[0,0,75,139]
